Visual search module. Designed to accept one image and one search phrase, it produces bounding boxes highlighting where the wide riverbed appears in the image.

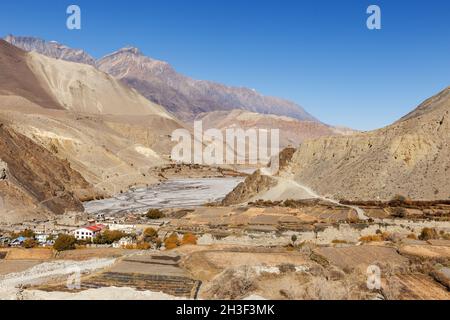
[84,177,243,215]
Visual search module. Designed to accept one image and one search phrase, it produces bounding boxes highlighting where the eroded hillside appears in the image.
[287,87,450,201]
[0,124,99,224]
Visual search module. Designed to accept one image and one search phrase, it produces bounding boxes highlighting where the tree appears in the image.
[291,235,298,246]
[391,207,407,218]
[164,233,180,250]
[93,230,126,245]
[53,234,77,251]
[181,233,198,245]
[19,229,35,238]
[143,228,158,241]
[419,228,439,241]
[146,209,164,220]
[23,239,37,248]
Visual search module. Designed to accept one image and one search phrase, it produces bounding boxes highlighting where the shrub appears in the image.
[181,233,198,245]
[93,230,126,244]
[291,235,298,245]
[419,228,439,241]
[53,234,77,251]
[143,228,158,241]
[136,242,151,250]
[331,239,348,244]
[146,209,164,220]
[76,239,91,246]
[359,235,384,243]
[279,263,296,273]
[154,238,163,249]
[164,233,180,250]
[19,229,35,238]
[22,239,37,248]
[391,194,407,202]
[391,207,407,218]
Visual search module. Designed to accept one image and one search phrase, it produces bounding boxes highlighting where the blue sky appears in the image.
[0,0,448,130]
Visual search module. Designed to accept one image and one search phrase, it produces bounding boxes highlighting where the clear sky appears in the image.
[0,0,449,130]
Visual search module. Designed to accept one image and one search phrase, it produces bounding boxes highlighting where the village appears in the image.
[0,208,176,251]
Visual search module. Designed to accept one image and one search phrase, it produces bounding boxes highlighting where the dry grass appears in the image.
[202,266,257,300]
[359,235,384,243]
[5,248,53,260]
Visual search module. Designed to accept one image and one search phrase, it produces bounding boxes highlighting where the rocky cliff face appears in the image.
[287,87,450,201]
[222,170,277,205]
[0,124,99,224]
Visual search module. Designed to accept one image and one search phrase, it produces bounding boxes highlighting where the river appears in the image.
[84,177,243,215]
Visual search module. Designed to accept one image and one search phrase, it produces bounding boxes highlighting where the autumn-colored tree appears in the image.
[93,230,126,244]
[146,209,164,220]
[19,229,35,238]
[143,228,158,242]
[164,233,180,250]
[419,228,439,241]
[53,234,77,251]
[23,239,37,248]
[181,233,198,245]
[136,242,151,250]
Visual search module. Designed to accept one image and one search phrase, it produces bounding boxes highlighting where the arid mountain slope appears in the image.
[0,124,98,224]
[5,36,319,122]
[5,35,96,66]
[286,87,450,201]
[0,40,184,200]
[196,109,353,148]
[27,51,174,118]
[0,39,174,118]
[0,40,62,111]
[97,47,318,121]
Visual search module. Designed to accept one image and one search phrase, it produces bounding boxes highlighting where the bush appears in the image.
[19,229,35,238]
[359,235,384,243]
[391,194,407,202]
[164,233,180,250]
[331,239,348,244]
[22,239,37,248]
[154,237,163,249]
[93,230,126,244]
[291,235,298,245]
[391,207,407,218]
[54,234,77,251]
[181,233,198,245]
[146,209,164,220]
[143,228,158,241]
[136,242,151,250]
[419,228,439,241]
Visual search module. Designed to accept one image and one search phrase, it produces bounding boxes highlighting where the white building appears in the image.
[112,237,136,248]
[74,225,105,240]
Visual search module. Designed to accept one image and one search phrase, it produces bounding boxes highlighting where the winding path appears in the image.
[259,168,369,221]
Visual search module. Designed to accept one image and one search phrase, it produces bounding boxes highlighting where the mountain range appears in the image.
[5,35,318,122]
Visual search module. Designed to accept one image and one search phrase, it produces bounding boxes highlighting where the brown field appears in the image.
[314,245,409,271]
[2,248,54,260]
[383,274,450,300]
